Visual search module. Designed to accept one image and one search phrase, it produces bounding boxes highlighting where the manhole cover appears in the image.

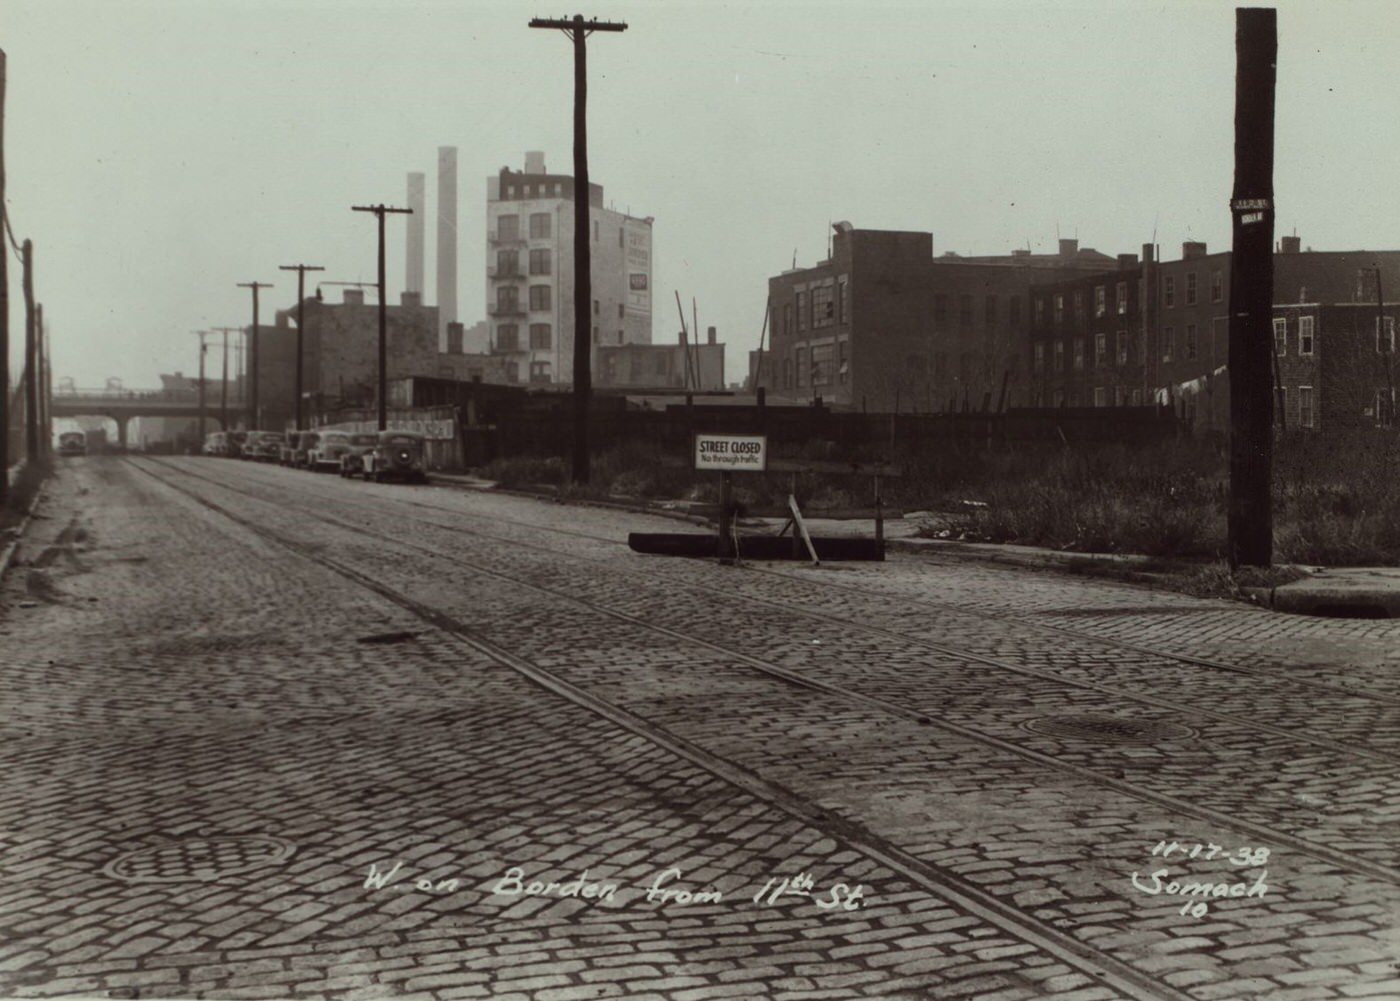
[1020,714,1196,744]
[104,836,296,883]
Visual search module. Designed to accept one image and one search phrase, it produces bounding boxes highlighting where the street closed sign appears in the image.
[694,433,767,472]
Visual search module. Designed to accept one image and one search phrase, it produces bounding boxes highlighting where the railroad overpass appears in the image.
[51,388,246,448]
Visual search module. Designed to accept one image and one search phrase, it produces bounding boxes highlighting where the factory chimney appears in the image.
[406,172,426,295]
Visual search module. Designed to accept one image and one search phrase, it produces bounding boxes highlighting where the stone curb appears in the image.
[0,477,48,583]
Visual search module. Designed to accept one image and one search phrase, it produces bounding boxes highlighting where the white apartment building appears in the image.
[486,151,654,384]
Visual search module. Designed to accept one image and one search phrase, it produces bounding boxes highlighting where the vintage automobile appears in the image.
[361,430,429,483]
[242,431,285,462]
[278,431,303,466]
[292,431,320,469]
[337,433,381,477]
[225,430,247,458]
[308,430,352,472]
[203,431,227,456]
[57,431,86,456]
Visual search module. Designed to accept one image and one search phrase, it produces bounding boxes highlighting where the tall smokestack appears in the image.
[437,146,458,344]
[406,172,425,294]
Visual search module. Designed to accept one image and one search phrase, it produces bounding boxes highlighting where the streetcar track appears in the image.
[135,456,1400,891]
[125,456,1195,1001]
[148,457,1400,772]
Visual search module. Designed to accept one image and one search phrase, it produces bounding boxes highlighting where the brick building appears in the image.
[1029,237,1400,432]
[485,152,654,386]
[760,226,1114,412]
[596,335,725,392]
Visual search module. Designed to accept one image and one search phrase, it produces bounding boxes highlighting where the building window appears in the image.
[529,213,551,239]
[1164,276,1175,308]
[496,324,519,351]
[796,290,808,332]
[1054,340,1064,372]
[529,360,551,384]
[1034,297,1045,325]
[496,286,519,313]
[1186,272,1198,306]
[1117,281,1128,314]
[529,323,551,350]
[529,249,551,275]
[812,284,835,328]
[1377,316,1396,353]
[1009,295,1021,325]
[1117,331,1128,366]
[960,295,974,326]
[839,277,849,324]
[1094,286,1106,318]
[934,294,948,324]
[1299,385,1315,428]
[783,303,793,335]
[1033,342,1045,372]
[1299,316,1315,355]
[985,295,998,326]
[1073,338,1084,370]
[1073,291,1083,320]
[496,249,519,275]
[504,360,519,383]
[618,303,625,319]
[1053,294,1064,326]
[529,285,552,311]
[1273,317,1287,356]
[1094,386,1106,407]
[1095,332,1107,365]
[1211,270,1224,303]
[619,227,625,247]
[1377,389,1396,427]
[838,341,849,384]
[497,214,519,241]
[796,346,808,388]
[811,344,833,386]
[1186,324,1198,360]
[1162,327,1174,362]
[1275,387,1287,427]
[782,358,793,389]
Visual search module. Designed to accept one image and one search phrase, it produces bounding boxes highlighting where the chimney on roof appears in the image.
[344,288,365,305]
[1118,253,1139,269]
[707,326,717,346]
[524,151,546,174]
[406,172,425,294]
[1011,248,1031,258]
[1280,235,1301,254]
[1142,243,1155,264]
[1058,238,1078,257]
[400,291,422,308]
[1183,241,1208,259]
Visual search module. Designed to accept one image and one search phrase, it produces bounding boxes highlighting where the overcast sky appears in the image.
[4,0,1398,391]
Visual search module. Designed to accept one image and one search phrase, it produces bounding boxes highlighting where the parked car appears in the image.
[226,430,248,458]
[308,431,351,472]
[292,431,320,469]
[244,431,285,462]
[362,430,429,483]
[338,433,380,477]
[279,431,303,466]
[58,431,86,456]
[203,431,227,456]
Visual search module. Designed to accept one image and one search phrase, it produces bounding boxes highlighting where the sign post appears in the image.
[694,432,767,563]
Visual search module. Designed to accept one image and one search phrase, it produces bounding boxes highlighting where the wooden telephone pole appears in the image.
[352,205,411,431]
[237,281,273,429]
[212,327,240,430]
[1227,7,1277,568]
[529,14,628,485]
[279,263,325,430]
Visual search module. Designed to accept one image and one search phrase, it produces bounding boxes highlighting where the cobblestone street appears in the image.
[3,455,1399,1000]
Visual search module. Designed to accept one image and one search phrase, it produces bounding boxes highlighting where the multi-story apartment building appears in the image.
[1030,237,1400,431]
[761,226,1114,412]
[486,152,653,385]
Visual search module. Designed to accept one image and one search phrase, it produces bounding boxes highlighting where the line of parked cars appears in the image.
[202,428,429,483]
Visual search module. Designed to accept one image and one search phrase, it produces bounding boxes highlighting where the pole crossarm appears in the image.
[529,16,628,34]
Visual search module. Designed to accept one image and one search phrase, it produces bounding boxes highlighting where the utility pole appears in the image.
[279,263,324,430]
[213,326,240,430]
[1227,8,1277,569]
[194,331,210,449]
[22,238,36,462]
[237,281,273,428]
[352,205,411,431]
[529,14,628,486]
[39,310,50,456]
